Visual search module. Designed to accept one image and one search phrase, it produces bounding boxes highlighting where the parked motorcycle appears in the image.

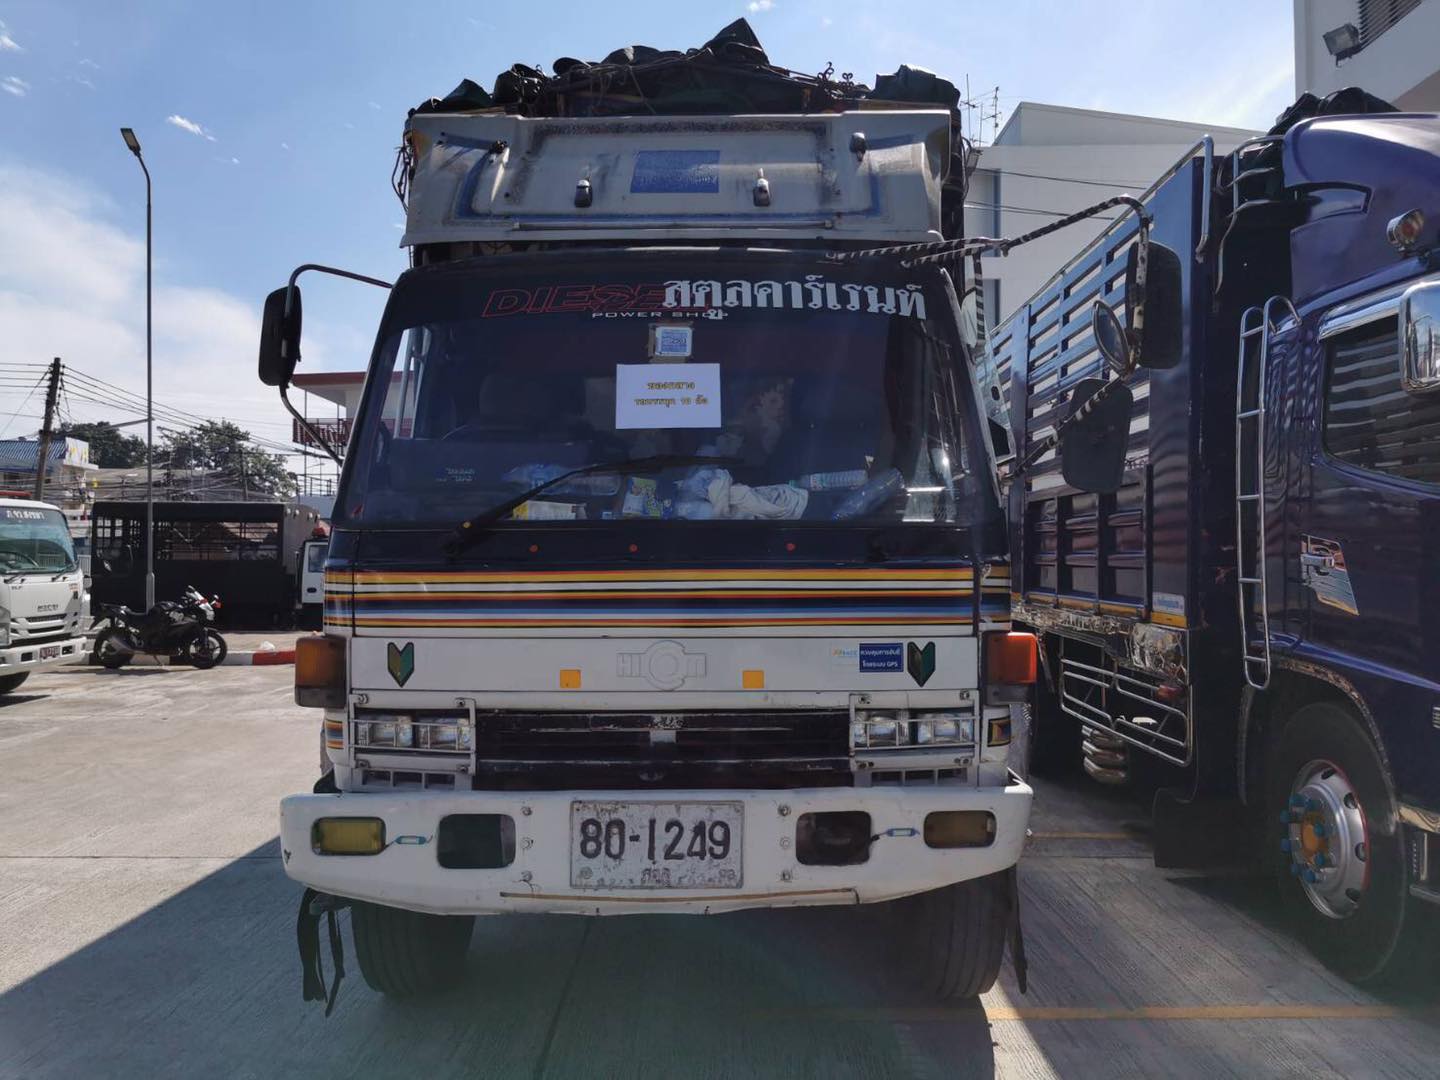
[92,585,228,669]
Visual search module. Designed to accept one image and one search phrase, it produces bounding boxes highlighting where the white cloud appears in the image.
[166,114,217,141]
[79,58,99,69]
[747,0,774,11]
[0,163,304,446]
[279,141,291,151]
[821,15,832,27]
[0,19,21,52]
[368,101,382,111]
[3,75,28,97]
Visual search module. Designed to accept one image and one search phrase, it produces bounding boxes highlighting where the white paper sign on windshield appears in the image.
[615,363,721,429]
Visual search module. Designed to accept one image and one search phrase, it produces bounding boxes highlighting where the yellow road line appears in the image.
[800,1003,1436,1022]
[1028,831,1136,841]
[981,1004,1425,1022]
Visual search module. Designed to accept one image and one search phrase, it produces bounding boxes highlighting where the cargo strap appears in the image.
[297,888,349,1017]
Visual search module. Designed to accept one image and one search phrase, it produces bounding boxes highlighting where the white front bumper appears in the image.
[0,636,86,675]
[279,778,1032,916]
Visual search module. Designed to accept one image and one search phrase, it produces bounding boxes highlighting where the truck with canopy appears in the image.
[260,20,1045,1007]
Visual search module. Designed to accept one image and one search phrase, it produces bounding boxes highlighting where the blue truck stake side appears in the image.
[997,105,1440,983]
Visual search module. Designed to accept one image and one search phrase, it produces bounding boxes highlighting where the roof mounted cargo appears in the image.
[396,18,971,249]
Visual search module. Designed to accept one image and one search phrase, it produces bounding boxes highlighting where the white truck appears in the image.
[259,26,1039,1007]
[0,496,88,694]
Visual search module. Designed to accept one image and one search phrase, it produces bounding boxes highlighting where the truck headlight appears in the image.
[0,604,9,647]
[354,713,472,752]
[356,715,414,748]
[850,709,975,749]
[914,711,974,745]
[852,712,906,747]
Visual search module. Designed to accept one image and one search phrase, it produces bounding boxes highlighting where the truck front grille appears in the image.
[472,710,851,791]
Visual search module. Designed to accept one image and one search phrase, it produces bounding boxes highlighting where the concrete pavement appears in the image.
[0,662,1436,1078]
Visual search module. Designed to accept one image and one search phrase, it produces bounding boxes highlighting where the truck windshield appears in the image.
[0,506,77,573]
[339,255,992,529]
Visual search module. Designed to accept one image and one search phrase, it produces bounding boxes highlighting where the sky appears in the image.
[0,0,1297,467]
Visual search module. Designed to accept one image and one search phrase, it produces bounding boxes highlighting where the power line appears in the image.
[965,200,1120,222]
[971,167,1149,190]
[0,369,48,439]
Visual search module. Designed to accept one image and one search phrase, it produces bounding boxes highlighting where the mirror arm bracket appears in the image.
[279,263,392,365]
[279,384,344,467]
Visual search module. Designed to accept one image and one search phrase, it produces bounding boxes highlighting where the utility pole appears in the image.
[31,358,62,501]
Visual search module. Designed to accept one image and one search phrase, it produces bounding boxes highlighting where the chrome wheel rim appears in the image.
[1284,758,1369,919]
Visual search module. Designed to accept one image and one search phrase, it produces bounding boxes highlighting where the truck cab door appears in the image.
[1301,309,1440,798]
[300,540,328,606]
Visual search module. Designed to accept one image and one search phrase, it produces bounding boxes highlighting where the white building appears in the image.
[967,104,1258,323]
[1294,0,1440,109]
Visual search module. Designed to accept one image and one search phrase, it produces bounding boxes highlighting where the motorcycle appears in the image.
[92,585,229,670]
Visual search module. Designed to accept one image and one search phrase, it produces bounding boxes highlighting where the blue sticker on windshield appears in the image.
[631,150,721,194]
[858,642,904,673]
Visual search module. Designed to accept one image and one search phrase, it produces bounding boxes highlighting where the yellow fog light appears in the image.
[312,817,385,856]
[923,811,995,849]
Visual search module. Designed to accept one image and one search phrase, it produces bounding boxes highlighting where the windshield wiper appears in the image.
[444,454,742,555]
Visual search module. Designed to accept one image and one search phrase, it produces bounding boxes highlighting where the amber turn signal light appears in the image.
[923,811,996,849]
[312,817,385,856]
[296,635,346,708]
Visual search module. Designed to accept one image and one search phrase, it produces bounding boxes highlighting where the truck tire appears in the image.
[350,900,474,998]
[0,672,29,695]
[885,871,1009,1000]
[1267,701,1420,984]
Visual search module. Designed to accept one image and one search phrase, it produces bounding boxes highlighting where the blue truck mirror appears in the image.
[1126,240,1182,370]
[258,285,303,388]
[1059,377,1133,494]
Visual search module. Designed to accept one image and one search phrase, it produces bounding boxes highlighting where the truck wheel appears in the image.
[1268,701,1418,984]
[350,900,474,998]
[93,628,130,669]
[0,672,29,695]
[885,872,1009,1000]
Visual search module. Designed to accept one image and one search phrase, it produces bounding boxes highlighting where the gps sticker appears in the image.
[858,642,903,673]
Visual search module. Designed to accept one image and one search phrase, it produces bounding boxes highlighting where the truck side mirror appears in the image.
[258,285,303,387]
[1091,300,1130,374]
[1059,377,1133,494]
[1400,279,1440,393]
[1125,240,1182,370]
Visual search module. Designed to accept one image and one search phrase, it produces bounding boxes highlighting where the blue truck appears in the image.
[995,97,1440,982]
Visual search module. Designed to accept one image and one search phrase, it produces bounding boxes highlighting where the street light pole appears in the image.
[120,127,155,611]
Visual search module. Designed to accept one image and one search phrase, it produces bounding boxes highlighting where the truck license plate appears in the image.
[39,646,60,660]
[570,801,742,889]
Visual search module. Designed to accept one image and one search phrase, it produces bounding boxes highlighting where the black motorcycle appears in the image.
[92,585,228,669]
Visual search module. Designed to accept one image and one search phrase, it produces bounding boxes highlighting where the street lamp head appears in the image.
[119,127,143,156]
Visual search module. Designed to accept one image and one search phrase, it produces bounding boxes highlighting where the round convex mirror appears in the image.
[1091,300,1130,375]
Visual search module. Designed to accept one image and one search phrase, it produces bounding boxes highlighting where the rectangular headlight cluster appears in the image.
[353,713,473,752]
[851,709,975,749]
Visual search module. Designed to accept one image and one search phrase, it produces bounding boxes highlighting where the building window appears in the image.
[1358,0,1422,46]
[1323,317,1440,486]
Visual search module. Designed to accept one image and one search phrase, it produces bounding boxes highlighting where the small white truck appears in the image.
[259,24,1039,1008]
[0,496,88,694]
